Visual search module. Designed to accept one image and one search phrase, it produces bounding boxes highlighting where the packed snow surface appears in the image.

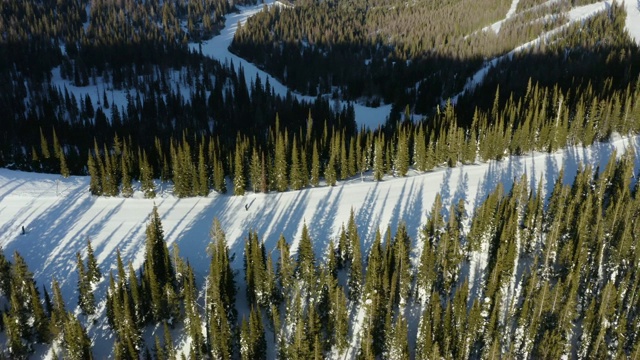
[1,135,639,358]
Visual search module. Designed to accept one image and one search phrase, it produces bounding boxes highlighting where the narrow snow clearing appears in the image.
[188,2,392,128]
[453,1,610,103]
[492,0,523,33]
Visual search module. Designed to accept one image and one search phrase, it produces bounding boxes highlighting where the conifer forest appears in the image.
[1,0,640,358]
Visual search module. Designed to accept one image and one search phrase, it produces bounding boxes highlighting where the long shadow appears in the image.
[356,182,380,246]
[172,194,237,284]
[270,189,311,253]
[473,160,502,212]
[0,178,28,200]
[3,190,93,280]
[388,179,410,238]
[544,154,560,203]
[399,178,425,248]
[253,193,283,241]
[308,186,343,258]
[439,168,453,212]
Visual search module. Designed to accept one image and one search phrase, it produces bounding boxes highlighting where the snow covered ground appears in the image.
[1,134,639,358]
[188,2,392,128]
[453,0,640,103]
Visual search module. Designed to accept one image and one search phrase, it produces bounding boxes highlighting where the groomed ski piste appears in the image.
[1,134,640,358]
[3,0,640,357]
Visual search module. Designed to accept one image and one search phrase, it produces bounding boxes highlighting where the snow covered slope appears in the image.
[1,135,639,357]
[453,0,640,103]
[187,2,392,128]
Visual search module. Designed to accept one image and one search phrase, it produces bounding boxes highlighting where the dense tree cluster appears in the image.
[78,68,640,199]
[0,247,93,359]
[4,150,640,358]
[230,0,615,111]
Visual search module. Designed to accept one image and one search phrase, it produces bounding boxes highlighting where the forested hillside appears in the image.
[2,0,640,358]
[2,143,640,359]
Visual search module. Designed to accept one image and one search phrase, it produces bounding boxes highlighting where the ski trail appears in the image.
[623,0,640,45]
[452,1,610,103]
[188,1,391,128]
[493,0,524,33]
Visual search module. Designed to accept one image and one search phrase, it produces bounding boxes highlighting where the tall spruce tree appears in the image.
[142,206,176,322]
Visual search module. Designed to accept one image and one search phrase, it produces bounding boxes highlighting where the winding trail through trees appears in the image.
[188,2,392,128]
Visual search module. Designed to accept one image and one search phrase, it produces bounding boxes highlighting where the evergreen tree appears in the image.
[373,134,385,181]
[274,130,289,191]
[311,141,320,186]
[394,126,409,176]
[140,150,156,198]
[87,151,102,196]
[234,140,246,195]
[142,206,176,322]
[296,222,316,284]
[207,218,236,359]
[250,148,262,193]
[76,252,96,315]
[86,238,101,283]
[62,314,93,359]
[347,209,363,302]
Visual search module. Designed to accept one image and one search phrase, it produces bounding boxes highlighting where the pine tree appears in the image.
[234,141,246,195]
[296,223,316,284]
[347,209,363,302]
[311,141,320,186]
[121,144,133,197]
[394,126,409,176]
[250,148,262,193]
[276,234,294,292]
[290,137,303,190]
[62,314,93,359]
[274,131,289,192]
[197,143,209,196]
[325,150,337,186]
[207,218,236,359]
[373,133,385,181]
[76,252,96,315]
[143,206,176,322]
[87,151,102,196]
[50,279,66,339]
[140,150,156,198]
[386,313,409,360]
[86,238,101,283]
[332,285,349,352]
[40,127,51,160]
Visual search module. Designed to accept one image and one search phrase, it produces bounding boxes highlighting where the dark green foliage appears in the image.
[142,206,177,322]
[86,238,102,283]
[76,252,96,315]
[207,218,236,359]
[62,315,93,360]
[240,307,267,360]
[296,223,316,284]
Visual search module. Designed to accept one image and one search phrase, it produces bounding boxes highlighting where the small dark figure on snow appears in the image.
[21,226,25,235]
[245,204,249,211]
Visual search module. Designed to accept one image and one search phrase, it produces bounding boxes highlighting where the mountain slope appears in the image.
[1,135,638,357]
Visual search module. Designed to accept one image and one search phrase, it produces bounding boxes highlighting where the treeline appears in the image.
[79,72,640,198]
[231,0,633,113]
[4,149,640,358]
